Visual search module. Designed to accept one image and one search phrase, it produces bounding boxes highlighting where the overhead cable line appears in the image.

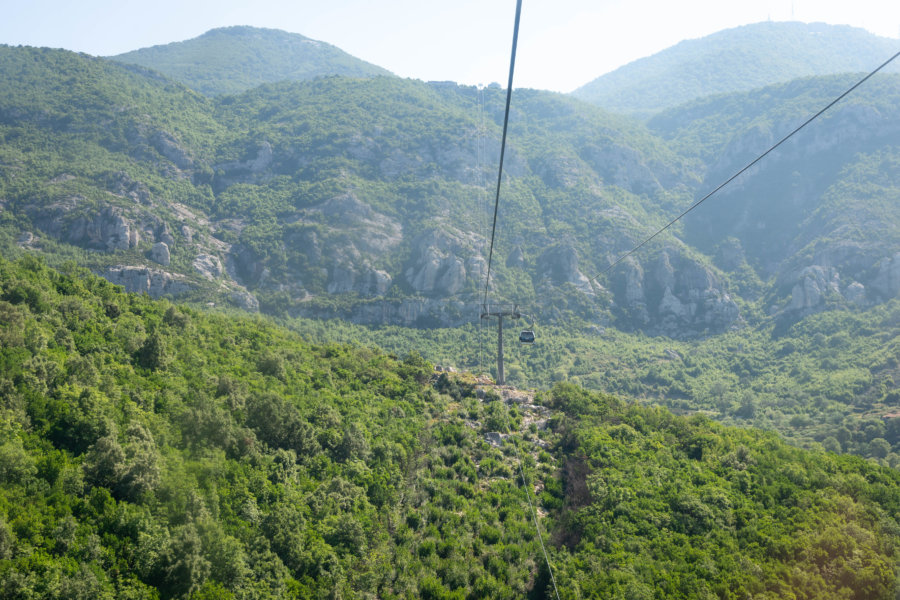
[482,0,523,308]
[477,2,563,598]
[500,404,562,600]
[586,48,900,286]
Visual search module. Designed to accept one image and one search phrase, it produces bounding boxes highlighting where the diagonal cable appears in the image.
[482,0,523,307]
[587,49,900,286]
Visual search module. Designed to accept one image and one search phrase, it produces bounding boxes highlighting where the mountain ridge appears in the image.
[110,25,395,96]
[573,21,900,117]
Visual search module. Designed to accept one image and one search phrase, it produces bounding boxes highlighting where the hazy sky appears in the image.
[3,0,900,92]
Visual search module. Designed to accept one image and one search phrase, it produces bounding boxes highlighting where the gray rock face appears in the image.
[327,265,392,296]
[613,250,740,337]
[406,248,466,295]
[844,281,867,306]
[24,198,172,253]
[100,266,192,298]
[872,252,900,300]
[404,228,483,296]
[193,254,224,280]
[788,266,840,312]
[536,244,595,295]
[69,207,138,251]
[150,242,170,266]
[230,289,259,312]
[303,193,403,254]
[152,131,194,170]
[157,223,175,247]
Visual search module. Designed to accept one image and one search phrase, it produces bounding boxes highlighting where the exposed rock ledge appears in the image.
[99,266,193,298]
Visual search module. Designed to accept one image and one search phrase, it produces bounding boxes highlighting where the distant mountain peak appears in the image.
[572,21,900,118]
[110,26,394,96]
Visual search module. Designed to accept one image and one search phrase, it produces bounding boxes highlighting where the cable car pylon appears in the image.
[481,303,520,385]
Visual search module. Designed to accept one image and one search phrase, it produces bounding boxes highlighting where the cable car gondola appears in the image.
[519,329,535,344]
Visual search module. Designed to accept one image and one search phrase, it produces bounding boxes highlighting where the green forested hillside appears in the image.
[0,255,548,598]
[292,301,900,463]
[111,27,394,97]
[0,45,223,285]
[573,21,900,117]
[1,256,898,599]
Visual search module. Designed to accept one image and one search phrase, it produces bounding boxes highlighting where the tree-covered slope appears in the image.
[0,256,898,598]
[298,299,900,466]
[0,255,552,598]
[0,45,257,306]
[547,383,900,600]
[572,22,900,118]
[111,26,395,97]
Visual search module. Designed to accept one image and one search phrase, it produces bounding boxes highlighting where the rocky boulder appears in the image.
[404,228,484,296]
[194,254,224,280]
[788,265,840,312]
[150,242,170,266]
[100,266,192,298]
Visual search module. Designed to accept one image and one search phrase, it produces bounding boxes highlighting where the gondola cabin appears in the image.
[519,330,535,344]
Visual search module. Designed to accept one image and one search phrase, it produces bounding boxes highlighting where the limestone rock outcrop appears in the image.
[788,266,840,312]
[100,266,192,298]
[536,244,595,295]
[150,242,171,266]
[404,228,483,296]
[613,250,740,337]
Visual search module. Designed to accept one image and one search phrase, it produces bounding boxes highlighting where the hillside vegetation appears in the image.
[111,27,394,97]
[573,21,900,117]
[1,256,899,598]
[292,302,900,465]
[7,42,900,340]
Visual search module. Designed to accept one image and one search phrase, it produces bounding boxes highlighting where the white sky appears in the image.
[3,0,900,92]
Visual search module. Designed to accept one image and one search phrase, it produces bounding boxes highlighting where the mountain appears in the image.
[3,35,900,468]
[5,28,900,598]
[110,26,394,96]
[649,75,900,316]
[3,43,900,339]
[2,44,729,338]
[573,21,900,117]
[1,255,898,598]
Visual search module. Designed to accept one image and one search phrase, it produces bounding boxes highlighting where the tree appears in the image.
[136,331,171,371]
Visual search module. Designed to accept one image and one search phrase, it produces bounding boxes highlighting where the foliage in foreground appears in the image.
[0,256,898,599]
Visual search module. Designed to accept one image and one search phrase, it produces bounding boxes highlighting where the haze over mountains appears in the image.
[574,21,900,117]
